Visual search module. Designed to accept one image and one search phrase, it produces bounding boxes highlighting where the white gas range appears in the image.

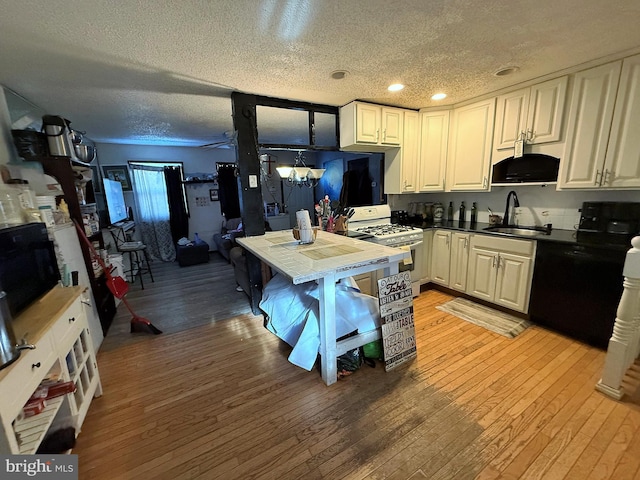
[349,205,423,246]
[348,205,424,297]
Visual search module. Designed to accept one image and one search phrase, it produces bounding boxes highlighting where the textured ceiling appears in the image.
[1,0,640,147]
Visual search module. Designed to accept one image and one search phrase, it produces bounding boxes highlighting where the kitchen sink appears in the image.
[483,225,551,237]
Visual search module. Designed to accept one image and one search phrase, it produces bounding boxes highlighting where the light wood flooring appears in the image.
[75,257,640,479]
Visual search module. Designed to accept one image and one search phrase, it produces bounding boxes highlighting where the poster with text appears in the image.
[377,271,416,371]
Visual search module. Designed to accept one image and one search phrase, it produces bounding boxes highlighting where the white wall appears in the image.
[389,187,639,231]
[95,143,236,249]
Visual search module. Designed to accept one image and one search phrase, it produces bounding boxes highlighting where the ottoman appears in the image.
[176,242,210,267]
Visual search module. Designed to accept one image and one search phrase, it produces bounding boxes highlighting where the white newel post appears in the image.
[596,236,640,400]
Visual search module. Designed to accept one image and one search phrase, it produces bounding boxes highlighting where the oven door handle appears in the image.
[395,240,423,249]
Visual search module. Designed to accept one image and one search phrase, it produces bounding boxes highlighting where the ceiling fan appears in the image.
[199,130,238,149]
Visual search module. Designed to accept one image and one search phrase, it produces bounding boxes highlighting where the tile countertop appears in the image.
[236,230,409,284]
[413,221,633,251]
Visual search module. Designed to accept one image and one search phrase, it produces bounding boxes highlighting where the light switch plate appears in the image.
[249,174,258,188]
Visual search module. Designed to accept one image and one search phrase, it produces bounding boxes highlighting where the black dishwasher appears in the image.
[529,241,626,349]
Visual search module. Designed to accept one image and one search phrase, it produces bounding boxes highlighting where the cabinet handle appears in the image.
[376,129,380,142]
[603,169,611,186]
[69,317,76,323]
[483,177,488,189]
[32,362,41,369]
[526,128,536,143]
[492,255,498,268]
[464,237,468,249]
[383,128,387,142]
[595,170,602,186]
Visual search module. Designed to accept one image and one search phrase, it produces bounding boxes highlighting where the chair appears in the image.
[108,226,154,289]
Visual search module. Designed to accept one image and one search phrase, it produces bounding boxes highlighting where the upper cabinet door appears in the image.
[494,88,529,150]
[356,103,381,144]
[493,76,567,151]
[418,110,449,192]
[603,54,640,188]
[381,107,403,145]
[400,110,419,192]
[559,61,622,189]
[526,76,568,144]
[447,98,496,191]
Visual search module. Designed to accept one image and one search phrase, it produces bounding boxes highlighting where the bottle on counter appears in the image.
[470,202,478,226]
[447,202,454,222]
[433,202,444,222]
[459,201,466,224]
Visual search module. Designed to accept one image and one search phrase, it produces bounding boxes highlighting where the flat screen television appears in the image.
[103,178,128,225]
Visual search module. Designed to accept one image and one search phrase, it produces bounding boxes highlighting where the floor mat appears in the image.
[436,297,531,338]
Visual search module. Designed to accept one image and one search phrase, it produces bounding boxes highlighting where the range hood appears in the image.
[492,153,560,184]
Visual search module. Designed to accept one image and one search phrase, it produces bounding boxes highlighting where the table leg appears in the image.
[318,273,337,385]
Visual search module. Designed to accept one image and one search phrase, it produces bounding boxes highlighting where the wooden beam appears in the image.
[231,92,266,315]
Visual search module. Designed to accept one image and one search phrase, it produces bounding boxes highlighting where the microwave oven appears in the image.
[0,223,60,317]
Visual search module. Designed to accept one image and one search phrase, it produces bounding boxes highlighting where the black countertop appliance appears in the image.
[529,201,639,349]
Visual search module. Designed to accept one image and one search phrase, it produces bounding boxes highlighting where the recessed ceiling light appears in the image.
[431,93,447,101]
[388,83,405,92]
[494,66,520,77]
[330,70,349,80]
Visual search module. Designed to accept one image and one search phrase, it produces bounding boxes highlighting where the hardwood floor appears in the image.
[75,261,640,479]
[99,253,254,352]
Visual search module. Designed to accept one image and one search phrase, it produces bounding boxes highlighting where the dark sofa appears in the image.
[212,217,243,262]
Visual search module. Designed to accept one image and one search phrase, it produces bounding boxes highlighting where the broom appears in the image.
[73,220,162,334]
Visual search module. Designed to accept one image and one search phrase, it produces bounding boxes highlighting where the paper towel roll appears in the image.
[296,209,313,230]
[295,209,314,244]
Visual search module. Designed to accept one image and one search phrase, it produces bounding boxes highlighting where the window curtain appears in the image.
[130,164,176,262]
[164,166,189,244]
[216,163,241,220]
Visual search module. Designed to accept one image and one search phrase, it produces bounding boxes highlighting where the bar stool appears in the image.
[108,227,154,289]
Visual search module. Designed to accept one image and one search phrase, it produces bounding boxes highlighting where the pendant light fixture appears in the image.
[276,150,325,188]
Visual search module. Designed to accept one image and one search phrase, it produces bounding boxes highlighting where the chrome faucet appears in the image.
[503,190,520,226]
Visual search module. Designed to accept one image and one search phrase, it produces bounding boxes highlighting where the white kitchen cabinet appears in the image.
[430,230,451,286]
[340,101,403,150]
[449,232,470,292]
[0,287,101,454]
[493,76,568,150]
[558,61,622,189]
[418,110,449,192]
[601,54,640,188]
[397,110,420,193]
[446,98,496,191]
[421,229,433,284]
[381,107,403,145]
[466,234,535,313]
[429,230,469,292]
[384,108,425,194]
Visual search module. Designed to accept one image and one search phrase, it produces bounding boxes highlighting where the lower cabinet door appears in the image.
[494,253,532,312]
[466,246,497,302]
[450,233,470,292]
[431,230,451,286]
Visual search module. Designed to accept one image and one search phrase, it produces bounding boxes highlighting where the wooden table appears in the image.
[237,230,408,385]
